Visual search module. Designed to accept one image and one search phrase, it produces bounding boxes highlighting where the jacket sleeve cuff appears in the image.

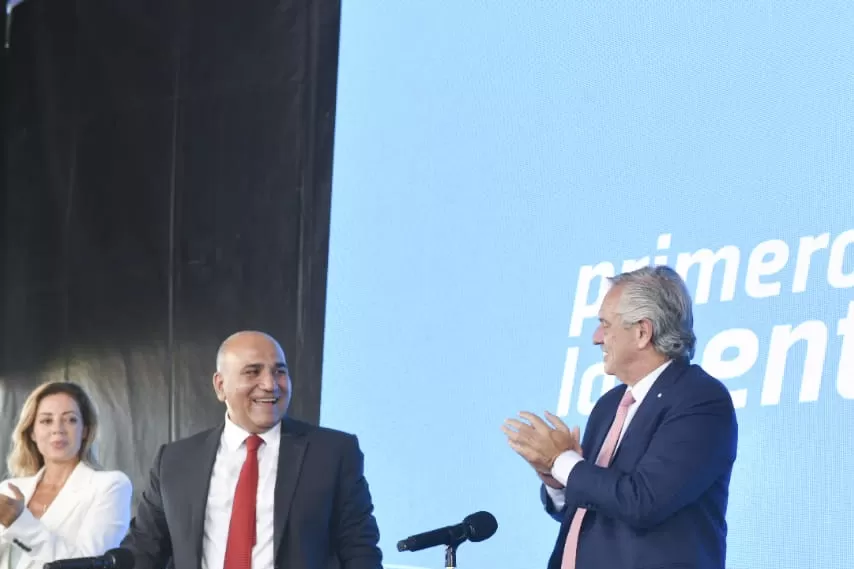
[0,508,41,546]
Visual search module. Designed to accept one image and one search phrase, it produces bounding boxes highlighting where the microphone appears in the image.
[43,548,134,569]
[397,511,498,552]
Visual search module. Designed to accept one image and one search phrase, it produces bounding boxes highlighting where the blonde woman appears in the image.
[0,382,132,569]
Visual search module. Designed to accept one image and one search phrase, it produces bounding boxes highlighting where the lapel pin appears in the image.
[657,393,662,398]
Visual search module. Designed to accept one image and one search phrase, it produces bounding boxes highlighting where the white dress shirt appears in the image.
[545,360,672,512]
[202,416,280,569]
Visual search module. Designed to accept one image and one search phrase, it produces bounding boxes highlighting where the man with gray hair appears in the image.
[503,266,737,569]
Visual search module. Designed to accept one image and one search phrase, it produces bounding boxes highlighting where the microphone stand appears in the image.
[444,543,458,569]
[444,528,467,569]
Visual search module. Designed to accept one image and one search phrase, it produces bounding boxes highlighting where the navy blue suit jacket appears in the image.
[541,360,737,569]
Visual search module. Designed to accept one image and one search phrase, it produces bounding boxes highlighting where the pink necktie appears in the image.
[561,389,636,569]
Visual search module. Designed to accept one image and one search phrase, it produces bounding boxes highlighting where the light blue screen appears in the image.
[321,3,854,568]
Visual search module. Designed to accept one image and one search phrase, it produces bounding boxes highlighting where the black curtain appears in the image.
[1,0,340,504]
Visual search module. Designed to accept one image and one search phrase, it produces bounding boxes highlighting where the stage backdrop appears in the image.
[321,3,854,569]
[1,0,338,499]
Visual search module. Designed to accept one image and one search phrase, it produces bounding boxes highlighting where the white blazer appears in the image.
[0,462,132,569]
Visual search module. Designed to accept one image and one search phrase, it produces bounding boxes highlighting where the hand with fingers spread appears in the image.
[0,483,26,527]
[502,410,582,480]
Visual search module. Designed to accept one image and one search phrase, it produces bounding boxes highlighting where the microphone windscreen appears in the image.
[463,511,498,542]
[105,548,135,569]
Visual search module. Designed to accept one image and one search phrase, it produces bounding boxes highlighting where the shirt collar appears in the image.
[628,359,672,405]
[222,412,282,451]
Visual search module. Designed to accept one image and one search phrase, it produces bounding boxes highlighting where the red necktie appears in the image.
[224,434,263,569]
[561,389,636,569]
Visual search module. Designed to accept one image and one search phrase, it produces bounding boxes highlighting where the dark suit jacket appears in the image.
[122,417,382,569]
[541,360,738,569]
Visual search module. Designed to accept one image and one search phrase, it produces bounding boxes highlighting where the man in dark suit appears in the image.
[122,330,382,569]
[503,266,737,569]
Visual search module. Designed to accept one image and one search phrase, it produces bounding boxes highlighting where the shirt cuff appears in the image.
[551,450,584,487]
[544,485,567,512]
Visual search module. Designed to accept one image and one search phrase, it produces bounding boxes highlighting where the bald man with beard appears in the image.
[122,331,382,569]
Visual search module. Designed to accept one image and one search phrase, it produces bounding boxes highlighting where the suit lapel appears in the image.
[272,418,308,555]
[40,462,92,527]
[586,387,627,463]
[187,426,224,569]
[611,360,689,463]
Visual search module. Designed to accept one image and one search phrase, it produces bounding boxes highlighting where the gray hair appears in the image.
[608,265,696,361]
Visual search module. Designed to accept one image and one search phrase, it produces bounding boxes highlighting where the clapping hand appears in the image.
[0,484,26,527]
[502,411,581,487]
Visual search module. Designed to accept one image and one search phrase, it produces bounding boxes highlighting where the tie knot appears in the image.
[619,389,636,408]
[245,434,263,453]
